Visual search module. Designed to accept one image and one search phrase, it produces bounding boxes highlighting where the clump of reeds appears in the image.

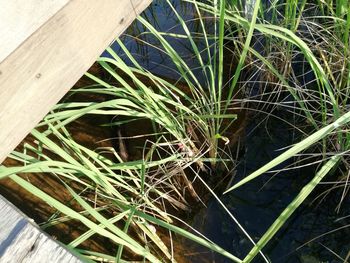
[1,0,350,262]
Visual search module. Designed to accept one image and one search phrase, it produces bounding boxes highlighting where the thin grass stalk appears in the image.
[8,175,162,263]
[242,155,341,263]
[225,109,350,192]
[224,0,261,112]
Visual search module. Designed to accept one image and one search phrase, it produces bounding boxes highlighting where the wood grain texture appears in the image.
[0,195,83,262]
[0,0,152,164]
[0,0,69,63]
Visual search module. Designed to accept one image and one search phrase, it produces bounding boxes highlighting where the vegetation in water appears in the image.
[1,0,350,262]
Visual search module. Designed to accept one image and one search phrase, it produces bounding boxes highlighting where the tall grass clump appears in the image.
[0,0,257,262]
[1,0,350,262]
[215,0,350,261]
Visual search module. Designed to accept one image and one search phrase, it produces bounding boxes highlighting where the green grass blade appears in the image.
[8,175,161,263]
[225,110,350,193]
[242,155,341,263]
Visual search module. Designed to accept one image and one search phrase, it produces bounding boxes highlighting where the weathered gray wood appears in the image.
[0,0,152,164]
[0,1,153,261]
[0,0,69,63]
[0,195,83,262]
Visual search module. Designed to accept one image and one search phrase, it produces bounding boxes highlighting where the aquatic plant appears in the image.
[219,0,350,261]
[1,0,350,262]
[0,0,249,261]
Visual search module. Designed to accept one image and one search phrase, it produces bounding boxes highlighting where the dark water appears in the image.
[102,0,213,85]
[108,1,350,262]
[191,115,350,262]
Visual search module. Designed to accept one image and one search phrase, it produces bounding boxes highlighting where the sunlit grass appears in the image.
[1,0,350,262]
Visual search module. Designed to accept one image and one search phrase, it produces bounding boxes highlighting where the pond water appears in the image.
[190,115,350,262]
[102,0,214,85]
[109,1,350,262]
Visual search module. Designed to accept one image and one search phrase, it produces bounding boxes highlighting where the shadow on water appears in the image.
[102,0,214,85]
[1,0,349,262]
[108,0,350,262]
[190,115,350,262]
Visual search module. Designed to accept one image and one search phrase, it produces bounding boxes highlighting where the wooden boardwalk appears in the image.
[0,0,152,261]
[0,195,83,262]
[0,0,151,164]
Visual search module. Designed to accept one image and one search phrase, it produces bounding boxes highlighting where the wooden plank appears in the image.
[0,195,83,262]
[0,0,152,164]
[0,0,69,63]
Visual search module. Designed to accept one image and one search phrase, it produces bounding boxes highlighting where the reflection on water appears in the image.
[103,0,214,85]
[191,115,350,262]
[104,0,350,262]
